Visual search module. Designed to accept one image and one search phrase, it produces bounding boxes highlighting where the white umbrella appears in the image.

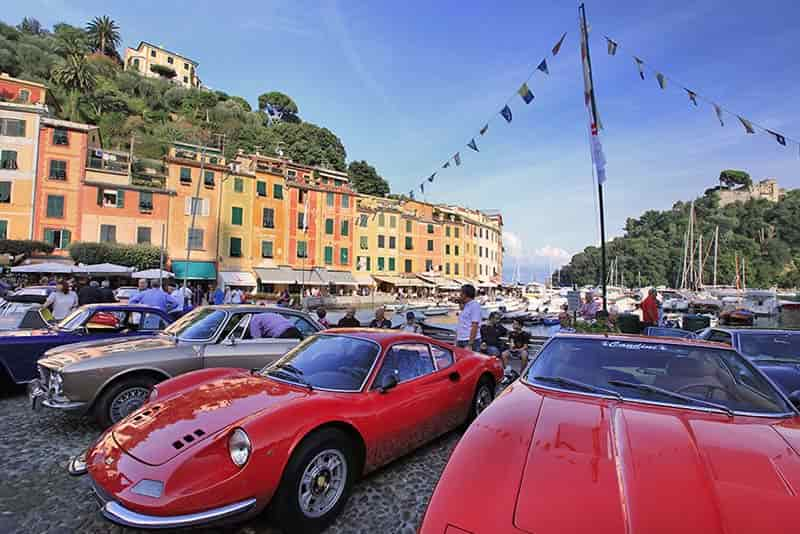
[132,269,174,279]
[74,263,135,276]
[10,262,74,274]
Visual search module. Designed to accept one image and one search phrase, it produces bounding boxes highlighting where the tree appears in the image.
[348,160,390,196]
[719,169,752,190]
[17,17,42,35]
[270,122,347,171]
[150,64,177,79]
[52,52,96,121]
[258,91,299,121]
[86,16,120,57]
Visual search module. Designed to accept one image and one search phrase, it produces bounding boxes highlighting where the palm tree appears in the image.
[17,17,43,35]
[52,53,96,121]
[86,16,121,57]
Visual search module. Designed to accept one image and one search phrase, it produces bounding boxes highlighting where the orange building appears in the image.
[246,154,290,269]
[403,199,442,275]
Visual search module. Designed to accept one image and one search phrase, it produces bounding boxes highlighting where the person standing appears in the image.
[640,288,659,330]
[369,307,392,329]
[129,280,180,314]
[402,311,422,333]
[579,291,599,321]
[316,308,330,328]
[212,284,225,305]
[337,308,360,327]
[43,282,78,321]
[78,279,102,306]
[99,280,116,303]
[230,287,243,304]
[456,284,482,351]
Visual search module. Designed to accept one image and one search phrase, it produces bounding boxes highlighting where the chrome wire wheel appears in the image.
[109,386,150,423]
[297,449,348,518]
[475,383,494,415]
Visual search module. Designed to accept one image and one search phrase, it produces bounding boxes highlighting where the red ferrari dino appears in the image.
[420,333,800,534]
[74,330,502,532]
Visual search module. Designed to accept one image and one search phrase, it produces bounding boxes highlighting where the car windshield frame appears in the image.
[260,333,382,393]
[57,308,92,331]
[163,307,229,342]
[738,332,800,362]
[523,336,796,418]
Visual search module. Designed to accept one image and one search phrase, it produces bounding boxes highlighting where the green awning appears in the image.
[171,261,217,280]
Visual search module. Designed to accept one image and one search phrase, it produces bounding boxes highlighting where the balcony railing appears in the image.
[87,150,130,174]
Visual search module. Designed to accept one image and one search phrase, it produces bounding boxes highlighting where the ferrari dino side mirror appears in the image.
[788,390,800,409]
[379,374,398,394]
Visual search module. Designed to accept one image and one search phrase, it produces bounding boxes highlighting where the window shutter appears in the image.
[202,199,210,216]
[117,190,125,208]
[184,197,191,215]
[61,230,71,248]
[97,188,103,206]
[43,229,54,245]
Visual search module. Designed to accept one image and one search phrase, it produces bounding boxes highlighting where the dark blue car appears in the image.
[0,304,172,386]
[643,326,698,339]
[698,328,800,395]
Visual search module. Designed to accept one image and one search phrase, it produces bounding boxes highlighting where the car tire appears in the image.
[272,428,357,534]
[468,376,495,422]
[94,376,159,428]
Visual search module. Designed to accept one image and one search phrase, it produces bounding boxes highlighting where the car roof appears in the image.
[553,332,734,350]
[205,304,312,316]
[322,328,445,348]
[79,303,170,315]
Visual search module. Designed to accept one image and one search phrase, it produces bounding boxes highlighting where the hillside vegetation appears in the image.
[559,173,800,289]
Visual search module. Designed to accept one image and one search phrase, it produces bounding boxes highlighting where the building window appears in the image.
[455,245,460,256]
[204,170,215,186]
[427,239,434,251]
[377,235,385,248]
[297,240,308,258]
[48,160,67,180]
[180,167,191,184]
[262,207,275,228]
[273,184,283,199]
[52,128,69,145]
[388,236,396,249]
[132,58,140,69]
[256,181,267,197]
[0,182,10,202]
[445,263,450,275]
[0,150,17,170]
[43,228,70,249]
[187,228,204,250]
[377,257,385,271]
[187,196,204,215]
[0,118,26,137]
[357,256,371,271]
[0,220,6,239]
[340,248,349,265]
[454,263,460,275]
[326,192,334,207]
[261,240,274,258]
[298,189,306,205]
[18,89,30,103]
[137,227,151,244]
[287,169,296,178]
[446,226,451,237]
[183,76,188,83]
[184,62,189,70]
[150,49,156,57]
[139,191,153,212]
[341,220,349,236]
[100,224,116,243]
[234,177,244,192]
[405,237,413,250]
[342,195,350,208]
[46,195,64,218]
[229,237,242,257]
[427,224,434,234]
[425,259,433,271]
[378,213,385,226]
[406,220,412,233]
[100,188,124,208]
[231,206,243,225]
[324,246,333,265]
[390,215,397,228]
[325,218,334,235]
[359,214,368,227]
[167,56,174,64]
[297,212,306,230]
[389,258,396,271]
[404,259,412,273]
[455,227,460,238]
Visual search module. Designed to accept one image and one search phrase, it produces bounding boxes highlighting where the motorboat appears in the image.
[742,290,779,318]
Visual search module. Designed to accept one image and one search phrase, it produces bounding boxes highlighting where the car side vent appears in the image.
[194,429,205,437]
[172,441,184,450]
[183,434,195,443]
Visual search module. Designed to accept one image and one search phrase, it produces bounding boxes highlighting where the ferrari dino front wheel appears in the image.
[272,428,357,533]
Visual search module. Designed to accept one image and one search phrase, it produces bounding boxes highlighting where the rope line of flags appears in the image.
[602,33,800,152]
[409,31,568,199]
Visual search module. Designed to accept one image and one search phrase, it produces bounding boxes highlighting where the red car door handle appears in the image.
[449,372,460,382]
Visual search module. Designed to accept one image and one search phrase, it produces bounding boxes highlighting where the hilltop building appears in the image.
[717,178,785,207]
[123,41,200,88]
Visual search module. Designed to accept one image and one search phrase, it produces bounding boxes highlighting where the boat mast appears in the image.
[713,225,718,287]
[697,233,703,289]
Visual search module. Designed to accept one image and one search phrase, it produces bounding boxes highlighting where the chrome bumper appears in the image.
[99,496,258,529]
[28,379,87,413]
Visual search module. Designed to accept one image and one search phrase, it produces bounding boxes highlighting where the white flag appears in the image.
[591,134,607,184]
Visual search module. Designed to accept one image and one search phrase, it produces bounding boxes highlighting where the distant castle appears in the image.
[717,178,785,207]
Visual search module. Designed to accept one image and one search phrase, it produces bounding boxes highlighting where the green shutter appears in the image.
[326,192,334,206]
[341,220,349,236]
[325,219,334,234]
[61,229,71,248]
[377,257,385,271]
[116,190,125,208]
[273,184,283,199]
[388,258,396,271]
[257,181,267,196]
[0,220,6,239]
[360,236,368,250]
[230,237,242,257]
[234,177,244,192]
[43,229,55,246]
[96,188,103,206]
[324,246,333,265]
[297,241,307,258]
[340,248,348,264]
[232,206,243,225]
[261,240,273,258]
[366,257,371,270]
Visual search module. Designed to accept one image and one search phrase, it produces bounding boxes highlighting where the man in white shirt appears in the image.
[455,284,482,352]
[174,284,193,312]
[231,288,243,304]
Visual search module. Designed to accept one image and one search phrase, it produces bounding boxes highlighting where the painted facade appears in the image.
[123,41,200,88]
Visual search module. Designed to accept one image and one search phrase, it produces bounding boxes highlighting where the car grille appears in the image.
[38,365,51,389]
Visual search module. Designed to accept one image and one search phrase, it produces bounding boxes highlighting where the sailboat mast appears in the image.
[698,234,703,289]
[713,225,718,287]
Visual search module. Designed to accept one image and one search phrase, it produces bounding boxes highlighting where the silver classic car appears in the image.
[31,305,323,427]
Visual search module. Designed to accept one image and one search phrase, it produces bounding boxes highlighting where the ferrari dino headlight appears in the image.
[228,428,251,467]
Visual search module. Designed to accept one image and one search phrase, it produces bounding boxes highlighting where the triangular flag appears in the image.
[467,138,479,152]
[500,105,512,123]
[427,173,436,183]
[552,32,567,56]
[442,161,450,169]
[479,124,488,136]
[713,103,725,127]
[738,116,755,134]
[409,190,415,199]
[454,152,461,166]
[656,73,666,89]
[537,59,549,75]
[518,83,534,104]
[606,37,618,56]
[420,183,425,193]
[686,89,698,106]
[633,57,645,80]
[768,130,787,146]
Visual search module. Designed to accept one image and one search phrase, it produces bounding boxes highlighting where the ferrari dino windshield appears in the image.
[262,334,380,391]
[526,338,794,416]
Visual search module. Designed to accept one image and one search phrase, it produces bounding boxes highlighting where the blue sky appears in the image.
[7,0,800,281]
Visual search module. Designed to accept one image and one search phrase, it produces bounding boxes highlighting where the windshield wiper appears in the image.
[533,375,622,400]
[607,380,734,417]
[277,363,304,375]
[267,366,313,391]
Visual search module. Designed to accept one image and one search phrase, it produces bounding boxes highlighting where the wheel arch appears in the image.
[289,420,367,477]
[89,367,172,408]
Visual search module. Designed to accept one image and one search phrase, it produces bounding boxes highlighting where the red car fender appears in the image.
[419,383,543,534]
[152,368,248,400]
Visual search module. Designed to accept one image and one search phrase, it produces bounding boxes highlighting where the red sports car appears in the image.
[72,330,502,532]
[420,333,800,534]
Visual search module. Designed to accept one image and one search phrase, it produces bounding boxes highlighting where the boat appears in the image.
[742,290,779,318]
[423,307,451,317]
[720,308,754,326]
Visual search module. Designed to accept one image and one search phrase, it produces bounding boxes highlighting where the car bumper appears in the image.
[28,380,87,413]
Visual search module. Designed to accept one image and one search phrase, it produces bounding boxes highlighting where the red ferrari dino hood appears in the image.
[514,389,800,534]
[112,372,308,466]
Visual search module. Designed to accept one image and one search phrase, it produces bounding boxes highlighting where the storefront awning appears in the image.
[172,261,217,280]
[373,276,434,288]
[254,266,325,285]
[219,271,257,287]
[354,274,376,286]
[316,270,358,286]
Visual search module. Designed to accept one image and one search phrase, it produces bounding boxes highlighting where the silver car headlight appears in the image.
[148,387,158,402]
[228,428,251,468]
[49,372,63,396]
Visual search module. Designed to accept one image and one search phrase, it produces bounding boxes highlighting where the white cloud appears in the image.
[534,245,571,263]
[502,231,524,258]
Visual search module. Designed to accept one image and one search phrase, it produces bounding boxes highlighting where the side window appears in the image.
[86,311,125,332]
[707,330,732,345]
[280,314,318,337]
[141,313,167,331]
[217,313,245,343]
[228,314,252,341]
[431,345,454,370]
[373,344,435,387]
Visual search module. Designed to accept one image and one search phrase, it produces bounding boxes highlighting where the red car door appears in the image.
[428,344,474,430]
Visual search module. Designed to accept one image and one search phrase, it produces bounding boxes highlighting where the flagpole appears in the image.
[579,3,608,314]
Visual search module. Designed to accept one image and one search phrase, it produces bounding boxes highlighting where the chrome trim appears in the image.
[42,398,87,411]
[101,497,257,529]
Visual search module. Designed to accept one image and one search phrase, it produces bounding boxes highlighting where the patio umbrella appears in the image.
[74,263,135,276]
[10,262,74,274]
[131,269,174,279]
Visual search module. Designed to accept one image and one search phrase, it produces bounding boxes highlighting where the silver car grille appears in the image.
[38,365,50,388]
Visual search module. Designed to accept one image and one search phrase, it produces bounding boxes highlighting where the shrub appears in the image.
[149,64,176,79]
[68,242,166,271]
[0,239,54,256]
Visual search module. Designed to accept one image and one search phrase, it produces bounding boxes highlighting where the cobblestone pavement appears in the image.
[0,386,462,534]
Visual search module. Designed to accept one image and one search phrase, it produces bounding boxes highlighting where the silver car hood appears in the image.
[39,335,184,371]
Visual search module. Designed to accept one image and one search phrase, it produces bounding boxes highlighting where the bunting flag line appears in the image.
[552,32,567,56]
[686,89,698,106]
[442,161,450,169]
[537,59,549,75]
[420,182,425,193]
[713,104,725,127]
[427,173,436,182]
[500,105,513,123]
[606,37,618,56]
[454,152,461,166]
[409,190,415,200]
[467,138,479,152]
[479,124,488,135]
[768,130,787,146]
[518,83,534,104]
[634,57,645,80]
[656,73,667,89]
[738,116,755,134]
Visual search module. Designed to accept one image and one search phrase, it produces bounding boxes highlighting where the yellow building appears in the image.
[124,41,200,88]
[216,157,257,287]
[355,195,402,276]
[0,74,50,240]
[246,154,290,271]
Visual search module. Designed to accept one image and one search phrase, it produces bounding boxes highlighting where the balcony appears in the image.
[87,149,130,174]
[131,159,167,190]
